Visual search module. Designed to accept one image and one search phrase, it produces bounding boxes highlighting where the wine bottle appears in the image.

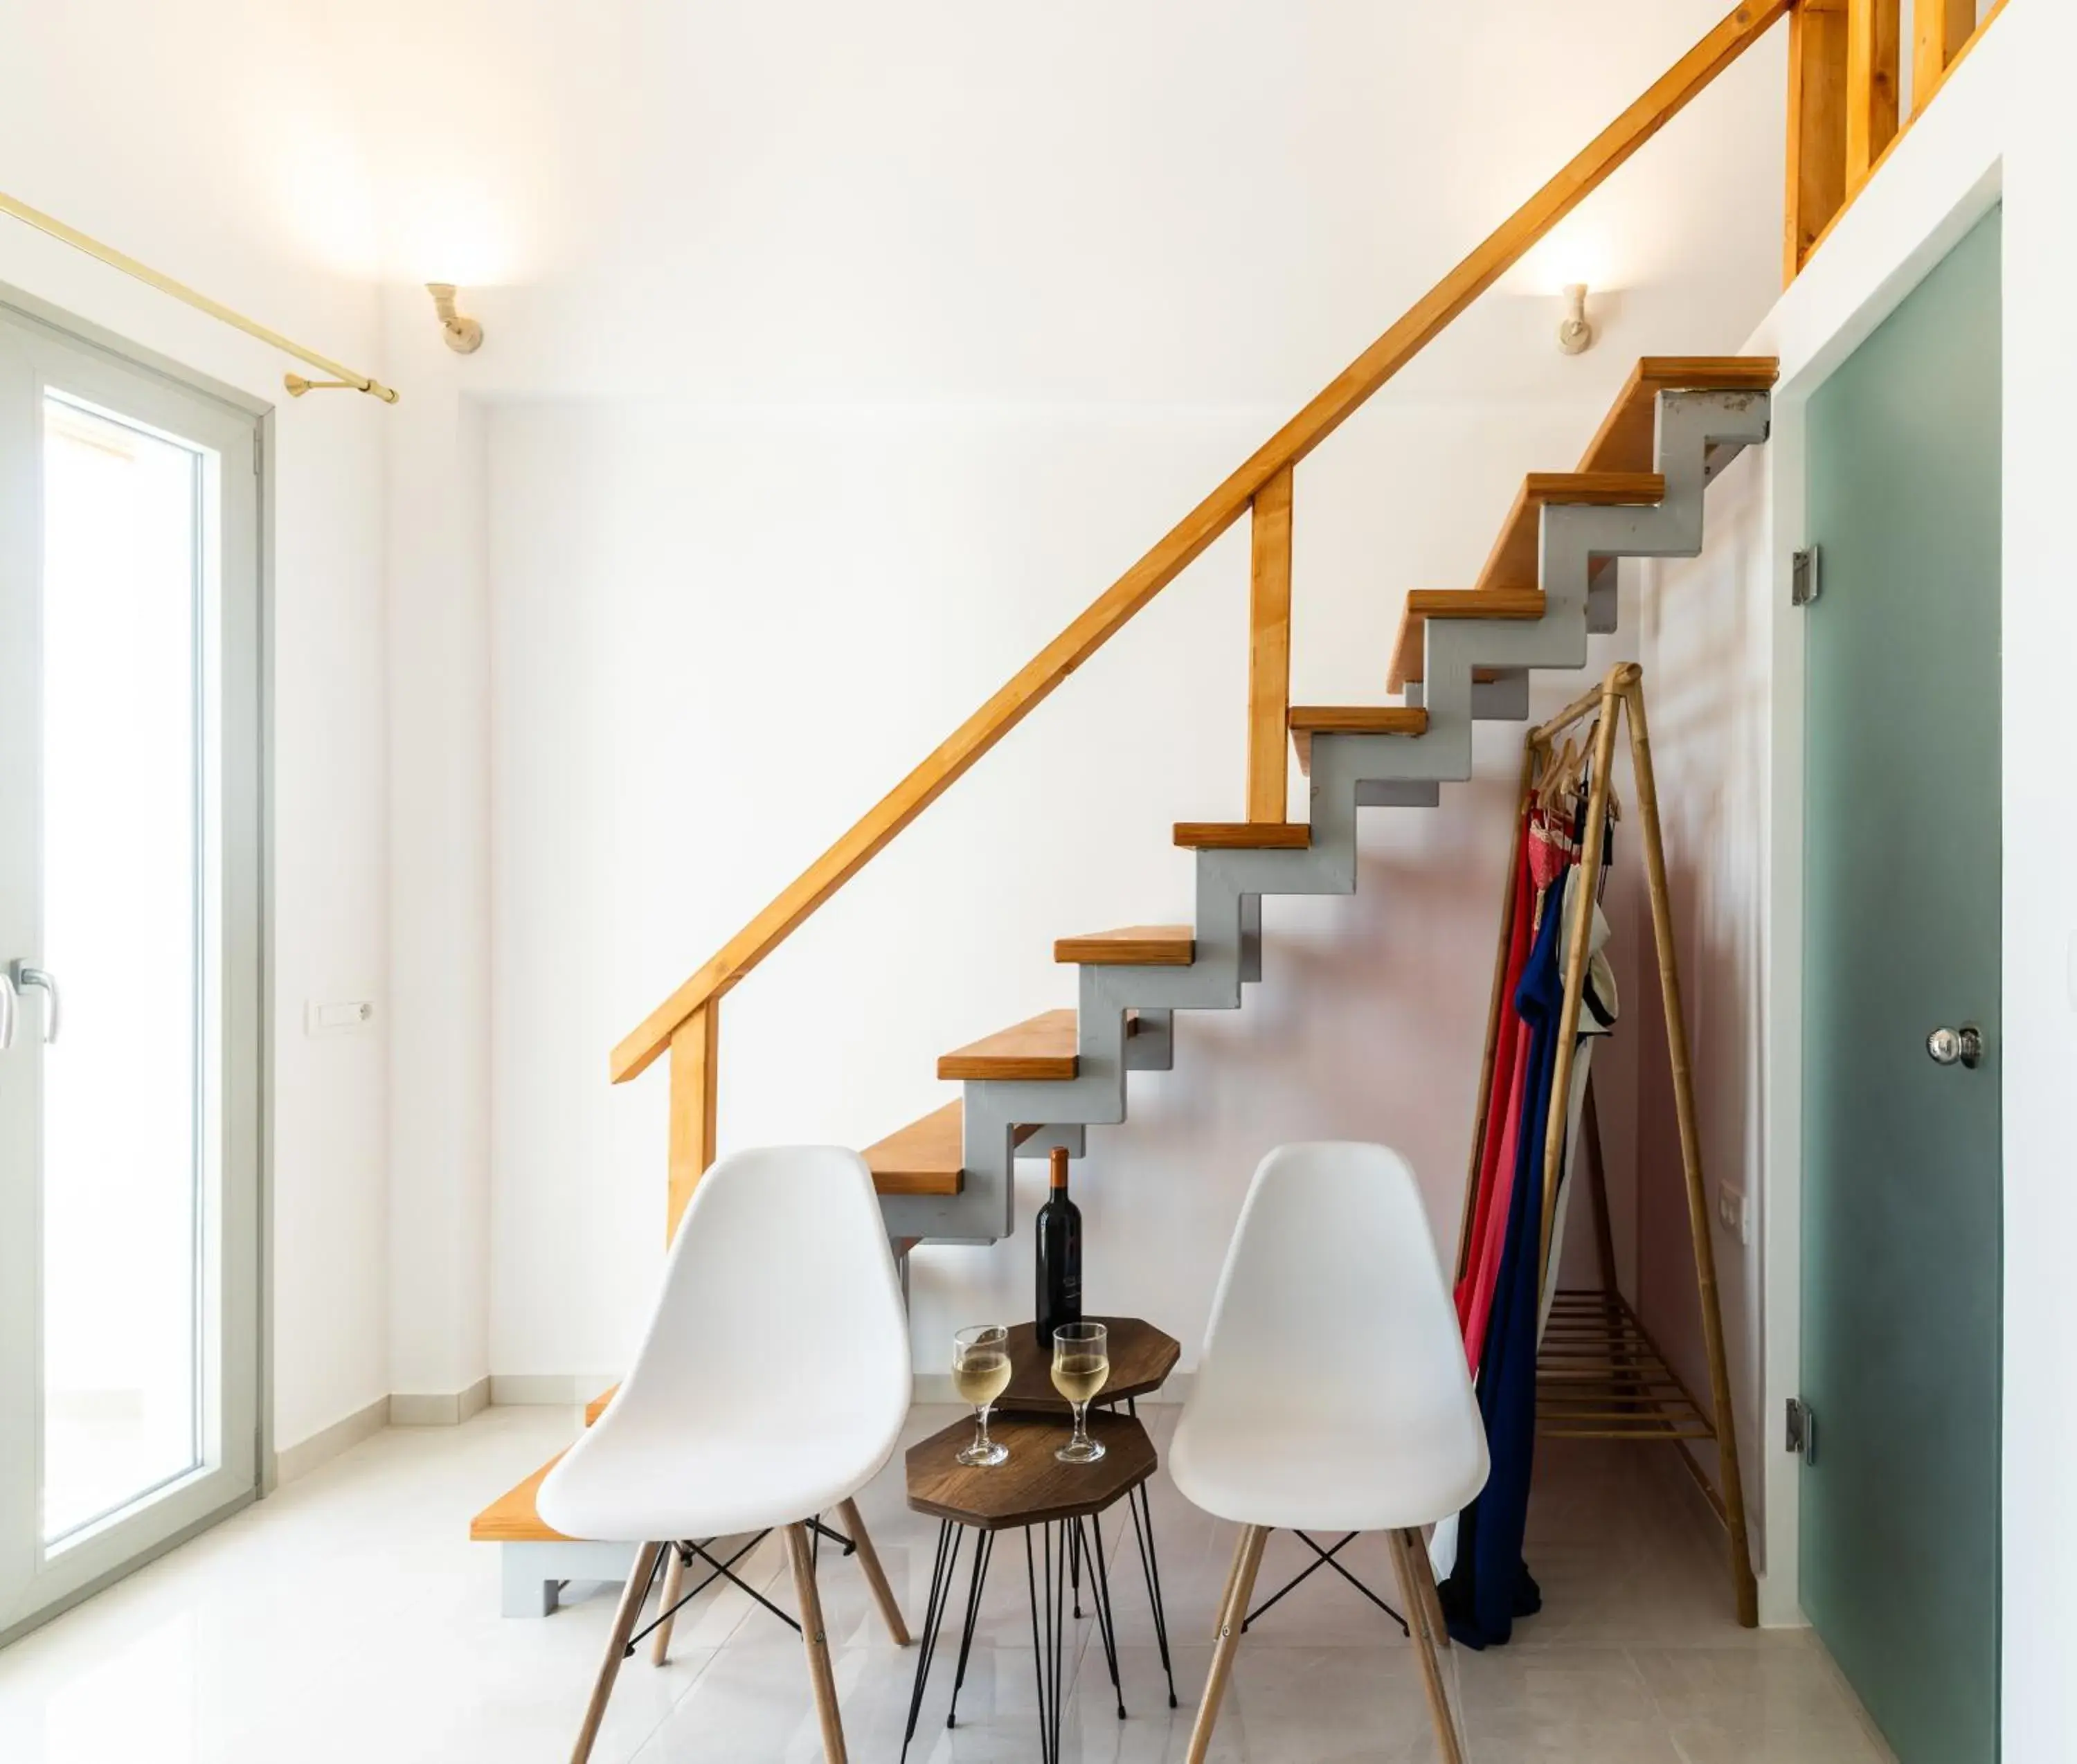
[1034,1145,1083,1346]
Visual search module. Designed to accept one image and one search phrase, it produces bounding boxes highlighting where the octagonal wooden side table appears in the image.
[901,1409,1170,1764]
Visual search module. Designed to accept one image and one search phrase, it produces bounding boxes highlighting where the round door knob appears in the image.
[1926,1025,1984,1069]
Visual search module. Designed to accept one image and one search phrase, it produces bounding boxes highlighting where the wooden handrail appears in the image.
[611,0,1790,1087]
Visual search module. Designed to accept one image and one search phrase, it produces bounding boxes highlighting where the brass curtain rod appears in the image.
[0,189,399,404]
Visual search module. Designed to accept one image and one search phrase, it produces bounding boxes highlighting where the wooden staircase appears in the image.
[463,0,2016,1621]
[472,350,1779,1549]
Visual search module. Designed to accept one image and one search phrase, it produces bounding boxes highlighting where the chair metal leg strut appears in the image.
[1241,1529,1410,1636]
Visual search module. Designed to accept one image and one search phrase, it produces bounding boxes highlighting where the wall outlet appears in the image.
[305,999,375,1037]
[1716,1182,1751,1246]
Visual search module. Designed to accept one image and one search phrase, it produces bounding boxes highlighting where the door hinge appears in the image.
[1786,1396,1817,1465]
[1791,545,1820,607]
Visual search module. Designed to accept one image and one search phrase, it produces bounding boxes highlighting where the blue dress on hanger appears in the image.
[1439,867,1570,1648]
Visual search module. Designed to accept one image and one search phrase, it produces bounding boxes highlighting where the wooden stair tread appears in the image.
[863,1099,968,1193]
[1174,821,1311,850]
[937,1008,1129,1081]
[1288,705,1430,775]
[1054,926,1195,966]
[1387,588,1547,692]
[470,1456,573,1543]
[1576,357,1781,477]
[1471,470,1665,599]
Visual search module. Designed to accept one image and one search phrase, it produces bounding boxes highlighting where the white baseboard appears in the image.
[488,1373,618,1407]
[390,1376,492,1427]
[276,1394,390,1486]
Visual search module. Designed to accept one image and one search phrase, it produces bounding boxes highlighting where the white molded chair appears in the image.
[539,1146,914,1764]
[1170,1142,1488,1764]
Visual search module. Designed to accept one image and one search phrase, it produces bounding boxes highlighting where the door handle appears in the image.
[1925,1024,1983,1069]
[0,967,13,1050]
[12,964,59,1044]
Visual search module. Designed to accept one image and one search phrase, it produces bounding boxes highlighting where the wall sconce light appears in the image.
[1558,283,1596,356]
[427,282,484,354]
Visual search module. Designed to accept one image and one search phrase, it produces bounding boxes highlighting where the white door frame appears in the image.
[0,289,273,1647]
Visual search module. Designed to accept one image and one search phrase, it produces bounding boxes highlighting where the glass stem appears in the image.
[1072,1400,1089,1448]
[976,1403,992,1449]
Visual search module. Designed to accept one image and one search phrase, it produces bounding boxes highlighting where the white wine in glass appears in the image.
[1051,1320,1110,1462]
[953,1325,1011,1466]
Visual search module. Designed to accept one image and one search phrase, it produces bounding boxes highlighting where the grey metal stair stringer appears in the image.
[876,385,1771,1247]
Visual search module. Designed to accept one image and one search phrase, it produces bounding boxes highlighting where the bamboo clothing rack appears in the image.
[1457,659,1757,1628]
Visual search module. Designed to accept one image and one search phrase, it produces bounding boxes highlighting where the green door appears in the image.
[1802,208,2002,1763]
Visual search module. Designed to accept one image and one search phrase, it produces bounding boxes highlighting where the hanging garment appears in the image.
[1455,809,1536,1365]
[1457,798,1581,1371]
[1439,874,1572,1649]
[1538,884,1620,1338]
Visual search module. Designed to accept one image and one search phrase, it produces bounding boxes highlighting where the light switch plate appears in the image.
[1716,1182,1751,1246]
[305,1000,375,1037]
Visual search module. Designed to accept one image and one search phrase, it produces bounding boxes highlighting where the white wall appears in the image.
[0,7,390,1452]
[485,395,1663,1382]
[456,0,1789,1390]
[1640,6,2077,1747]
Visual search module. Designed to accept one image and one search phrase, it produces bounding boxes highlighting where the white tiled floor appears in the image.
[0,1403,1894,1763]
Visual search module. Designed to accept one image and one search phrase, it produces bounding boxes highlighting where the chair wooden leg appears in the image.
[570,1541,663,1764]
[1390,1529,1466,1764]
[1210,1526,1249,1642]
[786,1522,848,1764]
[1187,1524,1268,1764]
[836,1497,912,1646]
[649,1544,686,1664]
[1407,1527,1450,1650]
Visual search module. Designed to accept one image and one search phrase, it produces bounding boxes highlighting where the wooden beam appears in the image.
[665,1000,719,1240]
[1246,465,1294,824]
[1845,0,1902,190]
[1785,0,1849,284]
[611,0,1792,1086]
[1913,0,1977,114]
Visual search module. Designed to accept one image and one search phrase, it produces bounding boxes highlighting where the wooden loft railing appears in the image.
[610,0,1999,1239]
[1785,0,2006,280]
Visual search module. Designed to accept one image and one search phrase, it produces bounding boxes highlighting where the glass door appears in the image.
[0,302,262,1644]
[1801,208,2002,1761]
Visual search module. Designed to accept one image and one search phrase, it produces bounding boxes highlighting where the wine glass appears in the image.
[953,1325,1011,1466]
[1050,1320,1110,1463]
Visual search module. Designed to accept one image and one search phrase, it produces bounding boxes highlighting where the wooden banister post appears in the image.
[1246,464,1294,825]
[1844,0,1901,190]
[666,1001,719,1241]
[1785,0,1849,284]
[1913,0,1977,113]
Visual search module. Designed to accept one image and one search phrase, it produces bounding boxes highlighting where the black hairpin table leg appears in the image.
[945,1527,994,1729]
[1082,1513,1127,1720]
[1122,1396,1180,1709]
[1025,1523,1070,1764]
[899,1519,963,1764]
